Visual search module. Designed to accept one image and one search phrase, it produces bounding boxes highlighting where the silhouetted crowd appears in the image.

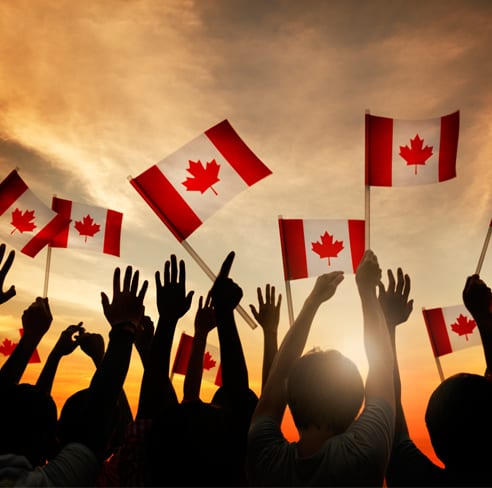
[0,242,491,487]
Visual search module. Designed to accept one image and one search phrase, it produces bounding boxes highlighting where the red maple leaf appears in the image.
[311,231,344,266]
[203,351,217,370]
[399,134,434,175]
[182,159,220,195]
[0,338,18,356]
[74,214,101,242]
[450,314,477,341]
[10,208,36,234]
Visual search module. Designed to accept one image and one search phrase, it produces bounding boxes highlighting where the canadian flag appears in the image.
[422,304,482,357]
[365,110,459,186]
[0,170,70,258]
[50,197,123,257]
[278,218,365,280]
[130,120,272,241]
[171,332,222,386]
[0,329,41,364]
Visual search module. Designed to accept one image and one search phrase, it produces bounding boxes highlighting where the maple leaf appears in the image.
[182,159,220,195]
[0,338,17,356]
[203,351,217,370]
[74,214,101,242]
[311,231,344,266]
[450,314,477,341]
[399,134,434,175]
[10,208,36,234]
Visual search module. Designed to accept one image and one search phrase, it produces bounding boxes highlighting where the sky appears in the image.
[0,0,491,465]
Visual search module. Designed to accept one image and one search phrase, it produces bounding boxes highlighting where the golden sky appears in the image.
[1,0,492,464]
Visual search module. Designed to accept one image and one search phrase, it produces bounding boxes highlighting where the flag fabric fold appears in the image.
[278,218,365,280]
[366,110,459,186]
[171,332,222,386]
[50,197,123,257]
[130,120,272,241]
[422,304,481,357]
[0,170,70,258]
[0,329,41,364]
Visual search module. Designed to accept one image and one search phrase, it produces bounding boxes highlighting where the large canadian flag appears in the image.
[50,197,123,257]
[0,329,41,364]
[365,110,459,186]
[130,120,272,241]
[422,304,482,357]
[278,218,365,280]
[0,170,70,258]
[171,332,222,386]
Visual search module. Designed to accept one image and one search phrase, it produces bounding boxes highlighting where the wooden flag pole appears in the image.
[42,245,52,298]
[181,239,258,330]
[475,218,492,274]
[364,109,371,250]
[434,354,445,383]
[284,279,295,327]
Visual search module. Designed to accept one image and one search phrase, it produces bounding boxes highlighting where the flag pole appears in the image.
[285,279,295,327]
[475,218,492,274]
[180,239,258,330]
[365,109,371,250]
[42,245,52,298]
[434,355,445,383]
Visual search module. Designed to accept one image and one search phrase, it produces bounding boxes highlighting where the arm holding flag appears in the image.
[0,297,52,385]
[183,292,216,402]
[463,274,492,377]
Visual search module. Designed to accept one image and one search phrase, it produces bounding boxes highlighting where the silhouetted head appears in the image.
[0,383,57,466]
[148,401,240,486]
[425,372,492,472]
[287,350,364,434]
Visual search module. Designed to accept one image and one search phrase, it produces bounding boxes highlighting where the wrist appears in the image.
[112,320,138,334]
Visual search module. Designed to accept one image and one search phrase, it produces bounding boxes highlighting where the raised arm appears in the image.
[183,292,216,402]
[0,297,52,385]
[378,268,413,437]
[210,252,248,395]
[137,255,193,419]
[251,270,344,424]
[356,250,395,410]
[250,284,282,391]
[36,322,84,394]
[463,274,492,376]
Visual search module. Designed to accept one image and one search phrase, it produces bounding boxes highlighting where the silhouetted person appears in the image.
[247,249,395,486]
[386,272,492,486]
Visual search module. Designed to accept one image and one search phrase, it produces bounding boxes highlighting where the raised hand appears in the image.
[155,255,194,321]
[0,243,15,304]
[378,268,413,328]
[308,271,345,306]
[250,284,282,334]
[211,251,243,312]
[53,322,85,357]
[194,292,216,336]
[355,249,381,292]
[21,297,53,340]
[134,314,154,367]
[463,274,492,321]
[101,266,148,333]
[79,331,105,366]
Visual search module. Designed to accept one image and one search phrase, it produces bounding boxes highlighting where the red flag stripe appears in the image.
[365,114,393,186]
[51,197,72,247]
[348,220,365,272]
[205,120,272,186]
[21,213,70,258]
[278,218,308,280]
[103,209,123,256]
[438,111,459,182]
[0,171,28,215]
[130,165,202,242]
[422,308,453,357]
[172,332,193,375]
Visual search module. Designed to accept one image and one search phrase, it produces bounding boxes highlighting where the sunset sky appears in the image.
[1,0,491,465]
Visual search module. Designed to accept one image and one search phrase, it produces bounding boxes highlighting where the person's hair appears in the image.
[0,383,57,466]
[286,349,364,433]
[425,372,492,470]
